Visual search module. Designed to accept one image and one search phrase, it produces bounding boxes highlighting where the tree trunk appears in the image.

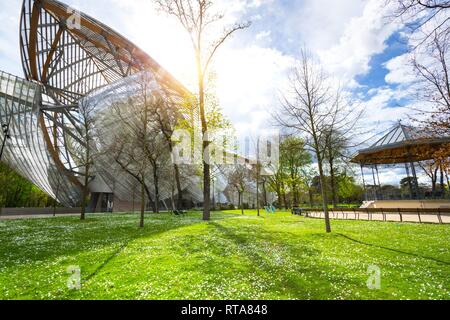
[282,193,287,210]
[276,190,282,209]
[313,133,331,232]
[446,172,450,193]
[203,160,211,220]
[80,188,87,220]
[171,183,176,211]
[432,172,437,197]
[132,185,135,213]
[239,191,244,215]
[116,159,156,212]
[292,179,299,207]
[153,166,160,213]
[329,159,338,208]
[80,163,89,220]
[262,179,268,207]
[256,165,260,216]
[212,181,216,211]
[197,52,211,221]
[317,160,331,233]
[173,162,183,210]
[140,175,145,228]
[164,138,184,210]
[308,188,314,208]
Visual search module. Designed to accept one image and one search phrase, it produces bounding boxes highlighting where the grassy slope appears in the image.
[0,211,448,300]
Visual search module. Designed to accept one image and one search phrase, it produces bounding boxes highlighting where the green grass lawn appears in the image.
[0,210,448,300]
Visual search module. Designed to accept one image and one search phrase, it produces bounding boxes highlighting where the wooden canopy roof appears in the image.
[351,124,450,165]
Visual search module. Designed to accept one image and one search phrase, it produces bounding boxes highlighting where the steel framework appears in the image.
[0,0,196,208]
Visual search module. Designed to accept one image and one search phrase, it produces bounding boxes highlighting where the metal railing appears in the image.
[298,208,450,224]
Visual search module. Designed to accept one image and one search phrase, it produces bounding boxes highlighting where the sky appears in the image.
[0,0,427,185]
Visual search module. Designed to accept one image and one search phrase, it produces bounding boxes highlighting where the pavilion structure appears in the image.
[351,123,450,204]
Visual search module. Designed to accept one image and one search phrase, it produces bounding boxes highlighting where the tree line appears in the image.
[0,162,57,208]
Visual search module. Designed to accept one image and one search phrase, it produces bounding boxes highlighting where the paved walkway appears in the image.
[0,213,80,220]
[307,211,450,224]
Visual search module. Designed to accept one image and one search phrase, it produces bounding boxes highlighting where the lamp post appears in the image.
[0,117,12,161]
[212,177,216,211]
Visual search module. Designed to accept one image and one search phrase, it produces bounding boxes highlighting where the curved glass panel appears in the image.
[0,71,80,206]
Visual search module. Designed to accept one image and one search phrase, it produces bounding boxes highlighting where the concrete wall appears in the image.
[113,199,140,213]
[113,198,173,213]
[0,207,81,216]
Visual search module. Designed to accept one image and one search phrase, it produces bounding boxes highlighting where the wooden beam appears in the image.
[40,0,189,96]
[28,2,40,80]
[42,27,64,83]
[38,114,83,188]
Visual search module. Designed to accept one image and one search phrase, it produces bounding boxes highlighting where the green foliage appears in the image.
[0,162,55,208]
[337,174,364,203]
[310,173,364,205]
[0,211,448,299]
[268,136,312,208]
[280,137,312,173]
[267,137,364,207]
[176,88,234,160]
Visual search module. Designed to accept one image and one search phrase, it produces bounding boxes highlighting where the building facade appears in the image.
[0,0,201,211]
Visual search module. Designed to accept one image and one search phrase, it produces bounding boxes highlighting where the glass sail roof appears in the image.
[0,0,201,207]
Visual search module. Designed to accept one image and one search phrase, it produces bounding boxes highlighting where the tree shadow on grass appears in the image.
[209,222,325,298]
[0,212,241,270]
[82,213,244,282]
[336,233,450,266]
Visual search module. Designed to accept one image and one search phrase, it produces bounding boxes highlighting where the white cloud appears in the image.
[255,30,271,41]
[317,0,401,82]
[294,0,367,52]
[214,45,294,132]
[384,53,416,85]
[0,0,24,76]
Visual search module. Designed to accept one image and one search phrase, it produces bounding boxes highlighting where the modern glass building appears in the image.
[0,0,200,210]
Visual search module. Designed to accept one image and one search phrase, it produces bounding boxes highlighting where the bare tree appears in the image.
[224,164,249,214]
[109,100,152,227]
[112,138,156,212]
[105,74,168,227]
[148,94,186,210]
[419,159,440,195]
[387,0,450,47]
[412,31,450,135]
[155,0,250,220]
[70,98,99,220]
[322,128,355,208]
[143,129,170,213]
[273,49,356,233]
[387,1,450,135]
